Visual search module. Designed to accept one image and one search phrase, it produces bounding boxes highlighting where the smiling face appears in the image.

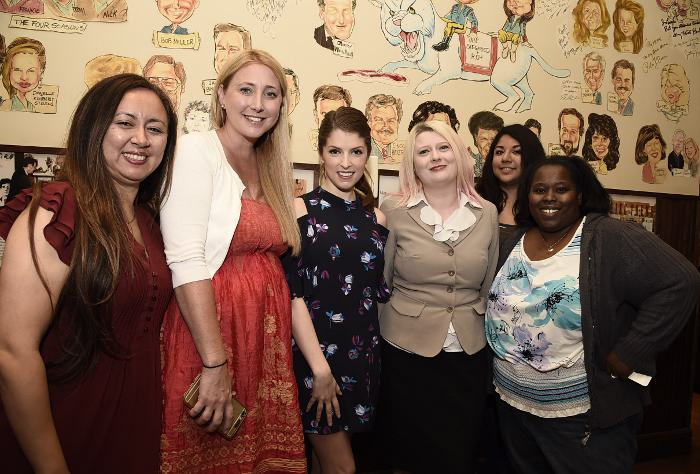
[582,1,603,31]
[613,67,634,101]
[528,165,582,234]
[663,79,681,105]
[617,8,638,39]
[559,114,581,155]
[584,58,604,92]
[644,137,663,166]
[320,129,368,199]
[413,130,458,190]
[157,0,199,25]
[475,128,498,159]
[214,30,245,74]
[144,61,182,111]
[10,51,42,97]
[591,131,610,159]
[685,140,698,160]
[672,131,686,154]
[102,89,168,194]
[185,109,209,133]
[492,134,522,189]
[369,105,399,147]
[217,62,283,144]
[320,0,355,41]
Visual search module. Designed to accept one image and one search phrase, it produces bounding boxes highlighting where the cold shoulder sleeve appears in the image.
[0,181,76,266]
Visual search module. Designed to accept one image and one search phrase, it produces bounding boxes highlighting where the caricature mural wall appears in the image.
[1,36,58,114]
[365,0,570,113]
[153,0,201,50]
[0,1,698,197]
[84,54,141,88]
[2,0,129,22]
[571,0,611,48]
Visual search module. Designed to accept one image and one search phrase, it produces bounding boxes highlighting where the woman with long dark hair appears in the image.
[477,124,545,241]
[0,73,177,473]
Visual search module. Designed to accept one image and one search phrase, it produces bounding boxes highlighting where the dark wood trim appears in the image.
[0,144,66,155]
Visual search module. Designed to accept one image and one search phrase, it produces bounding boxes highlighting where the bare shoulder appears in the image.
[374,207,387,227]
[293,197,308,219]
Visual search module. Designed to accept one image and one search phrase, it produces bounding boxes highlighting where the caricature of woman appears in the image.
[685,137,699,178]
[1,37,45,113]
[635,125,668,184]
[582,113,620,175]
[572,0,611,47]
[657,64,690,123]
[613,0,644,54]
[499,0,535,63]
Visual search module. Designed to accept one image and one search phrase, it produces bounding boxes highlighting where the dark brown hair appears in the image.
[29,74,177,383]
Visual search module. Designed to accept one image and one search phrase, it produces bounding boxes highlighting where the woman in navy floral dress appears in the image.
[283,107,389,473]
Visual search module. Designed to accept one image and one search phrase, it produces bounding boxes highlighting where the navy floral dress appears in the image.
[283,187,390,434]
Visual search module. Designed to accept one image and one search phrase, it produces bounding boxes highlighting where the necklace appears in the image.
[538,223,575,253]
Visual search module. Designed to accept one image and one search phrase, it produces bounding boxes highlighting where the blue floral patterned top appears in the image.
[486,219,591,417]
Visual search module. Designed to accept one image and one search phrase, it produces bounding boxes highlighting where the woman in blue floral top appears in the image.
[282,107,389,473]
[486,156,699,473]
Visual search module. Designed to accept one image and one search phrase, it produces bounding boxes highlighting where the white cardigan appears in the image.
[160,130,245,288]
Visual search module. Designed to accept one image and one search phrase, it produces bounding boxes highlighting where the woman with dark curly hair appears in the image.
[407,100,460,132]
[476,124,545,241]
[487,156,699,473]
[582,113,620,175]
[635,124,668,184]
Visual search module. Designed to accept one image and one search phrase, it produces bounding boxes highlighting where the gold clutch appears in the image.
[183,373,247,440]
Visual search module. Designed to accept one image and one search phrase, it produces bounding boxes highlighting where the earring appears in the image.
[221,104,226,109]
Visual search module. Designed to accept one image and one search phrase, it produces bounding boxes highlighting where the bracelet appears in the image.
[203,360,227,369]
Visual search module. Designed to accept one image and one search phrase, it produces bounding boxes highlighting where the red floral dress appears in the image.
[160,199,306,473]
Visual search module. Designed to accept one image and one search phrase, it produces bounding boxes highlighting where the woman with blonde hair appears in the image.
[380,120,499,472]
[657,64,690,123]
[572,0,611,47]
[1,36,46,112]
[159,49,306,473]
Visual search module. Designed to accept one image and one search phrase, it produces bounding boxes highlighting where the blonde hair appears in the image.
[2,37,46,97]
[398,120,482,207]
[685,137,698,160]
[660,64,690,107]
[572,0,611,46]
[84,54,142,88]
[210,49,300,254]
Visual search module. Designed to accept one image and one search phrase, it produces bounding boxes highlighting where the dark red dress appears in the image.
[0,182,173,474]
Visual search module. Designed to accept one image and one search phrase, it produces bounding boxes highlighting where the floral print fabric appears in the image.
[486,219,585,372]
[282,187,390,434]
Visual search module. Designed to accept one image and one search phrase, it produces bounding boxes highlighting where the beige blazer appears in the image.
[379,196,499,357]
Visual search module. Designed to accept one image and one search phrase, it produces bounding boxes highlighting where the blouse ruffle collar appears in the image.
[407,192,476,242]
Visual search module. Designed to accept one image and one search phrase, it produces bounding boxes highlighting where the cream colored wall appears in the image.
[0,0,698,195]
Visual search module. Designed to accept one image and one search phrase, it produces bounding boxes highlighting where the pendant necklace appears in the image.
[538,223,575,253]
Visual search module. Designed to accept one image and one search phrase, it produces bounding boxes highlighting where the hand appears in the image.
[306,368,342,427]
[606,352,633,379]
[188,365,235,434]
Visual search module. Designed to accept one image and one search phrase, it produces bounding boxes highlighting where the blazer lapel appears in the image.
[406,203,436,238]
[449,205,484,247]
